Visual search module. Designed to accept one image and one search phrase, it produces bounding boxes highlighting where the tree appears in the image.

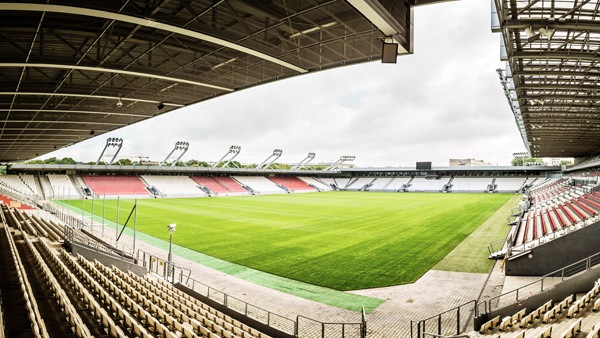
[58,157,77,164]
[560,160,573,166]
[117,158,133,166]
[303,164,329,170]
[511,157,524,166]
[26,156,79,164]
[184,159,210,167]
[269,163,291,170]
[512,157,544,166]
[227,161,242,168]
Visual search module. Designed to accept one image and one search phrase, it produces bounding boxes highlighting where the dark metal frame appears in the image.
[494,0,600,158]
[0,0,421,162]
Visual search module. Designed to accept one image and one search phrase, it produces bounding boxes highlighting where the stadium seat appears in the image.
[81,175,150,196]
[560,318,582,338]
[480,315,500,333]
[268,176,316,192]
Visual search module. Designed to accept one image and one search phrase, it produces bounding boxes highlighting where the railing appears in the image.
[487,238,507,256]
[136,249,191,285]
[187,275,298,335]
[410,301,476,338]
[296,315,363,338]
[64,226,134,261]
[478,251,600,314]
[46,202,133,255]
[423,333,470,338]
[137,245,366,338]
[508,215,598,255]
[0,185,39,207]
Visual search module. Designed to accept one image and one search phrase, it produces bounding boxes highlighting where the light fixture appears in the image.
[289,21,337,39]
[539,27,555,39]
[529,99,545,105]
[159,83,178,92]
[525,26,536,38]
[116,98,123,107]
[524,26,541,42]
[212,58,236,69]
[157,102,165,110]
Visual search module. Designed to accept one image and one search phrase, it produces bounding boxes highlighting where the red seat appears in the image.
[269,177,315,191]
[82,175,148,195]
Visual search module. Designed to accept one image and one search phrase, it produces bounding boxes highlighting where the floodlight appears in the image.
[525,26,535,38]
[539,27,555,39]
[529,99,544,105]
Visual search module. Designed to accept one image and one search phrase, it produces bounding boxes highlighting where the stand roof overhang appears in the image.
[0,0,436,162]
[495,0,600,159]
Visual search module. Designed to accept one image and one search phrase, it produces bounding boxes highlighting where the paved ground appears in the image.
[350,270,488,338]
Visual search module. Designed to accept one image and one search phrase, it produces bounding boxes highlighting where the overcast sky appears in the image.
[42,0,527,167]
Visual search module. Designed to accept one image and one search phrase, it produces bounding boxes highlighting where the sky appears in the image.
[41,0,527,168]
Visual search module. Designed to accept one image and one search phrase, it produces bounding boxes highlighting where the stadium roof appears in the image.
[0,0,448,163]
[495,0,600,159]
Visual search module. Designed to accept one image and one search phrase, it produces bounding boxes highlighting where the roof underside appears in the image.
[497,0,600,158]
[0,0,421,162]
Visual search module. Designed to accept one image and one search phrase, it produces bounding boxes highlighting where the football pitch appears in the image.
[62,192,512,291]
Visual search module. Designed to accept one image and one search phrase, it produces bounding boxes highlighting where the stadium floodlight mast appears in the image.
[257,149,283,169]
[160,141,190,166]
[167,223,176,283]
[325,155,356,171]
[292,152,316,170]
[96,137,123,165]
[212,145,241,168]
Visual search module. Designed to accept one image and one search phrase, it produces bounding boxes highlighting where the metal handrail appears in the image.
[410,300,476,338]
[478,250,600,314]
[487,237,507,255]
[296,314,364,338]
[423,333,470,338]
[508,216,597,255]
[136,246,364,338]
[47,201,134,255]
[187,274,298,335]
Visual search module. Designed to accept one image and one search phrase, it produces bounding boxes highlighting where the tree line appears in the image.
[25,157,328,170]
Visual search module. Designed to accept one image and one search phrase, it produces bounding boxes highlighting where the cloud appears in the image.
[43,0,526,168]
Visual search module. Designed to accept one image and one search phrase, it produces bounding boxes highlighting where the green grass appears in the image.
[59,192,512,291]
[433,194,520,273]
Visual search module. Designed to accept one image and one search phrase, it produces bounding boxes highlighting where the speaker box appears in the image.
[381,42,398,63]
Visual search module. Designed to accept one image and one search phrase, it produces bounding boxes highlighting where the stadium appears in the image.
[1,1,600,338]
